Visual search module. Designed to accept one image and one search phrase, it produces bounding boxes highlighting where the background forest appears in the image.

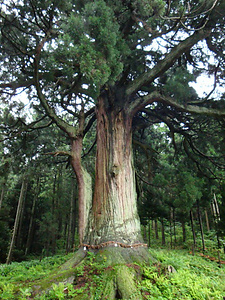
[0,103,224,262]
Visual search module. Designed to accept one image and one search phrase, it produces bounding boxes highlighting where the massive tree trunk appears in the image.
[84,97,142,246]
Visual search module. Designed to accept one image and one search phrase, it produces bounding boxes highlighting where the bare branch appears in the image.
[157,94,225,117]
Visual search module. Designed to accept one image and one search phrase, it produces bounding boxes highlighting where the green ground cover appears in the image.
[0,249,224,299]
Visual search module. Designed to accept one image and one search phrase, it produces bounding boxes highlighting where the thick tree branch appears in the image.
[129,89,225,118]
[157,94,225,117]
[135,91,225,117]
[128,91,161,115]
[125,28,211,97]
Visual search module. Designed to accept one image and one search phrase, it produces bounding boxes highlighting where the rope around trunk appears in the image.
[79,241,148,250]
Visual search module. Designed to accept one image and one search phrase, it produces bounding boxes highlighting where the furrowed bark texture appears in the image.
[85,98,142,245]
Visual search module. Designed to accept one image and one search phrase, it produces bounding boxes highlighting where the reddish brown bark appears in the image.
[85,98,142,245]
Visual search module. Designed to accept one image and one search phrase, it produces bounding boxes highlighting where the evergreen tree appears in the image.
[0,1,225,295]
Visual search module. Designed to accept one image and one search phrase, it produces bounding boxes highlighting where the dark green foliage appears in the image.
[160,67,197,103]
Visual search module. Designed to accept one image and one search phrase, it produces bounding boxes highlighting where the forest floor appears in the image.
[0,247,225,299]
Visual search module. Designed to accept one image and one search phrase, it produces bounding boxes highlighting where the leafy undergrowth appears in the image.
[0,249,224,299]
[0,254,74,299]
[142,248,225,299]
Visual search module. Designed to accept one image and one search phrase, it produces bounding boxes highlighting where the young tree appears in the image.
[1,1,225,294]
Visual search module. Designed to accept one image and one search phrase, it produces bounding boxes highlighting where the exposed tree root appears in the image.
[29,246,155,299]
[30,249,86,297]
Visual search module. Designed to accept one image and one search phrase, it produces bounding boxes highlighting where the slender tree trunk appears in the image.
[0,181,6,210]
[190,209,196,251]
[16,184,27,249]
[6,177,28,264]
[197,200,205,253]
[46,236,50,257]
[173,208,176,245]
[169,208,173,248]
[51,173,57,255]
[213,194,220,220]
[151,220,155,237]
[204,209,210,231]
[181,220,186,243]
[212,194,221,248]
[148,219,151,247]
[25,177,40,256]
[85,99,142,245]
[161,219,165,246]
[143,225,147,243]
[155,219,159,239]
[57,168,63,240]
[71,137,92,244]
[0,160,9,211]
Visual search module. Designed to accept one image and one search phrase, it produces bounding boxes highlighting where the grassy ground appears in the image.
[0,248,224,299]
